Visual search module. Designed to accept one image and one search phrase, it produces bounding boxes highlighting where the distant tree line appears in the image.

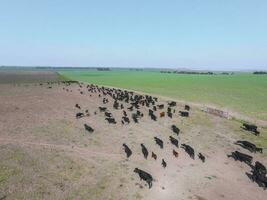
[160,71,234,75]
[97,67,110,71]
[253,71,267,74]
[160,71,214,75]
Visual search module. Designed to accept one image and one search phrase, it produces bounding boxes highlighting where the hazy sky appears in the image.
[0,0,267,70]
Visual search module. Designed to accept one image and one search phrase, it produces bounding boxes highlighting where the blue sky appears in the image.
[0,0,267,70]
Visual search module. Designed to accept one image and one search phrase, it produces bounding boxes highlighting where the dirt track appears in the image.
[0,82,266,200]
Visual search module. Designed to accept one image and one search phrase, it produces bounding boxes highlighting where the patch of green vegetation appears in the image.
[59,70,267,121]
[0,166,19,185]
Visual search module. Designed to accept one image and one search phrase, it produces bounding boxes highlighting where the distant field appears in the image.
[59,70,267,121]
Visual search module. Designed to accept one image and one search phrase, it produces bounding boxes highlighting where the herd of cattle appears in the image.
[228,123,267,189]
[48,81,266,190]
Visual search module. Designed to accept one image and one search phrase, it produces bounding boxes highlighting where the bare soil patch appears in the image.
[0,70,59,83]
[0,81,266,200]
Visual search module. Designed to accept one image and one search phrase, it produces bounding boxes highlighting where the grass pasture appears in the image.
[59,70,267,121]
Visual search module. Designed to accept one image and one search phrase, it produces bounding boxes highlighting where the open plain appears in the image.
[0,71,266,200]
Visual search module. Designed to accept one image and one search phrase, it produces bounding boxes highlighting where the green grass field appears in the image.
[59,70,267,121]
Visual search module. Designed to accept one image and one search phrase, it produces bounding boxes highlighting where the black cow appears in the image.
[198,153,205,163]
[122,116,130,124]
[84,124,94,133]
[127,106,134,111]
[181,144,195,159]
[99,107,107,112]
[154,137,163,149]
[251,163,267,189]
[168,101,176,107]
[105,117,117,124]
[254,161,267,175]
[169,136,179,147]
[179,111,189,117]
[167,112,172,118]
[134,168,153,189]
[171,125,180,135]
[75,104,81,109]
[185,105,190,111]
[148,109,154,116]
[123,110,127,116]
[122,143,132,158]
[228,151,252,164]
[235,140,263,153]
[76,112,84,119]
[150,113,157,121]
[242,123,260,135]
[162,159,167,168]
[105,112,112,118]
[157,104,164,109]
[141,144,148,159]
[132,113,139,123]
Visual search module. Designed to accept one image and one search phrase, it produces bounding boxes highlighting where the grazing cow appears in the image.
[132,113,139,123]
[127,106,134,111]
[152,152,157,160]
[154,137,163,149]
[168,101,176,107]
[141,144,148,159]
[105,117,117,124]
[113,101,119,109]
[148,109,154,116]
[160,112,165,117]
[235,140,263,153]
[162,159,167,168]
[99,107,107,112]
[122,116,130,124]
[173,149,179,158]
[122,143,132,158]
[84,124,94,133]
[157,104,164,109]
[123,110,127,116]
[153,106,157,111]
[150,113,157,121]
[254,161,267,175]
[181,144,195,159]
[167,112,172,118]
[251,163,267,189]
[105,112,112,118]
[185,105,190,111]
[75,104,81,109]
[134,168,153,189]
[228,151,252,164]
[198,153,205,163]
[171,125,180,135]
[169,136,179,147]
[242,123,260,135]
[179,111,189,117]
[76,112,84,119]
[252,173,267,189]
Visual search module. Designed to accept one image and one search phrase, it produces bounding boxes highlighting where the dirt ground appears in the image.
[0,79,267,200]
[0,70,59,83]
